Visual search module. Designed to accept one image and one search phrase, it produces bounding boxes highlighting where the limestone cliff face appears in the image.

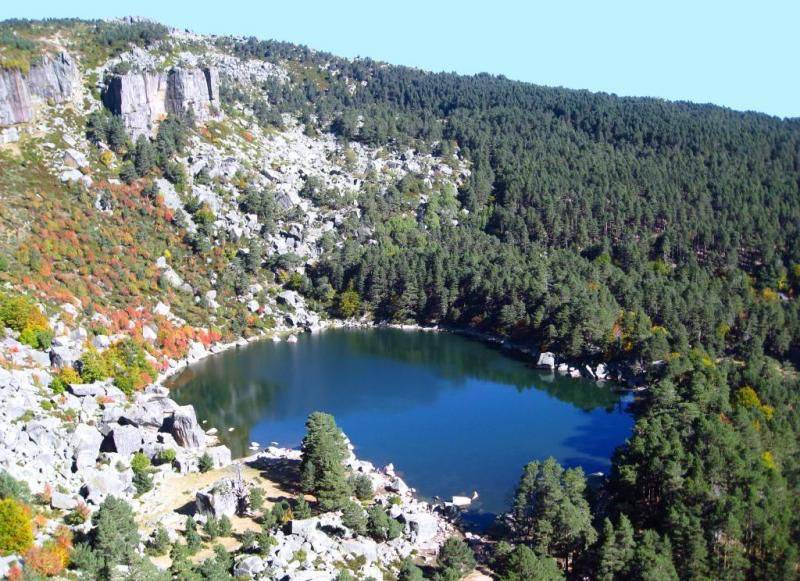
[102,72,168,138]
[0,68,32,127]
[103,66,220,138]
[27,52,81,102]
[166,67,220,122]
[0,52,80,129]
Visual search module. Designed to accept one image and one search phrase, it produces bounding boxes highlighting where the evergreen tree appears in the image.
[493,542,563,581]
[512,457,597,569]
[631,530,679,581]
[596,515,635,581]
[91,496,140,578]
[300,412,351,510]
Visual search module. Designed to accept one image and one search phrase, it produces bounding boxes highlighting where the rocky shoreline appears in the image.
[0,316,468,578]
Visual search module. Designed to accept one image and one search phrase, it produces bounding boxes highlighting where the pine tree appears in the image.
[91,496,140,578]
[512,457,597,569]
[184,516,202,554]
[631,530,678,581]
[596,515,635,580]
[300,412,351,510]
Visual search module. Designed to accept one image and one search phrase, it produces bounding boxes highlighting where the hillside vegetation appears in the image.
[0,17,798,580]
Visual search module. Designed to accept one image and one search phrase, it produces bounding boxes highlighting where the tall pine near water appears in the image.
[511,457,596,572]
[300,412,351,510]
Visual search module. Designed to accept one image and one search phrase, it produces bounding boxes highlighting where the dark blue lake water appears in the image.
[168,328,633,518]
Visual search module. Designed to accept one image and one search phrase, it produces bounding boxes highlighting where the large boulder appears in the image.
[72,424,103,471]
[233,555,266,578]
[167,405,206,448]
[340,538,379,563]
[81,466,133,504]
[401,512,439,544]
[108,424,144,457]
[204,445,232,469]
[195,478,246,518]
[536,352,556,370]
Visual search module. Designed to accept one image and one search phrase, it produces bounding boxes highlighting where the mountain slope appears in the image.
[0,16,798,580]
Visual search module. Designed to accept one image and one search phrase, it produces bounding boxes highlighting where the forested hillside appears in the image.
[0,17,798,580]
[225,37,800,361]
[224,36,800,578]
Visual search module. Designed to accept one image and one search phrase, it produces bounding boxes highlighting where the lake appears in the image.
[168,328,633,520]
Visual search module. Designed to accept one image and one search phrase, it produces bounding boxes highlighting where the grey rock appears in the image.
[290,517,319,538]
[81,466,133,504]
[205,445,232,468]
[0,52,78,128]
[401,512,439,544]
[51,491,78,511]
[536,352,556,370]
[73,423,103,471]
[69,382,107,397]
[168,405,206,448]
[103,72,167,138]
[233,555,266,577]
[109,424,143,457]
[27,52,80,102]
[195,478,245,518]
[340,537,379,563]
[165,67,220,123]
[0,68,32,126]
[63,148,88,169]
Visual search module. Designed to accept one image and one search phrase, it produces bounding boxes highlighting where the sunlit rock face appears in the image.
[0,52,80,131]
[102,66,220,138]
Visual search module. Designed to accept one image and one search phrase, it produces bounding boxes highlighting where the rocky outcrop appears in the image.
[166,67,219,122]
[26,52,81,102]
[0,68,32,126]
[166,405,206,448]
[102,72,167,138]
[195,477,248,518]
[0,52,80,130]
[103,66,220,138]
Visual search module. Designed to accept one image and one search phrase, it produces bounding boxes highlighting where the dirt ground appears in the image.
[138,459,298,568]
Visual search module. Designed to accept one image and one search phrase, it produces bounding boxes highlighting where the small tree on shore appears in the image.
[300,412,351,510]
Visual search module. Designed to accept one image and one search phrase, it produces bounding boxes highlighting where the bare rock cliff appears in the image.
[102,72,168,138]
[0,52,80,132]
[103,66,220,138]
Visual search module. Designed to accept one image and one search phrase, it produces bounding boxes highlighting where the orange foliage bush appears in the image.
[24,528,71,576]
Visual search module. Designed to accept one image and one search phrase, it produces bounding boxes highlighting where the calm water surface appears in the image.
[169,328,633,518]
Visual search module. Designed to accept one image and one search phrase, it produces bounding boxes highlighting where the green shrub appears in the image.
[366,505,401,541]
[437,536,476,575]
[341,501,367,536]
[147,525,170,556]
[0,470,31,502]
[0,498,33,555]
[155,448,176,465]
[0,293,52,349]
[348,474,374,501]
[293,497,312,519]
[184,516,202,554]
[198,452,213,473]
[50,367,81,395]
[249,487,265,511]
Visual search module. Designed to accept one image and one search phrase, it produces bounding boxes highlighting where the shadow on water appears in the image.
[168,328,633,517]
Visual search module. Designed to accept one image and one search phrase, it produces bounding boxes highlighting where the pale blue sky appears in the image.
[3,0,798,118]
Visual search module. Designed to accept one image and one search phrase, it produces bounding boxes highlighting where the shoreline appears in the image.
[161,317,641,393]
